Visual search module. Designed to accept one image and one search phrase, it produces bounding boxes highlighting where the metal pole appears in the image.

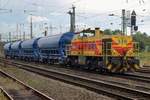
[0,34,1,42]
[30,14,33,39]
[49,24,53,35]
[131,26,133,36]
[23,32,25,40]
[9,32,11,42]
[44,28,48,36]
[60,25,62,34]
[122,9,126,35]
[16,24,19,40]
[68,5,76,32]
[68,11,73,32]
[72,5,76,32]
[19,24,22,40]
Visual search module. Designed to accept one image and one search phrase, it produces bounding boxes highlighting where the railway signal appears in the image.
[131,10,138,35]
[131,10,136,26]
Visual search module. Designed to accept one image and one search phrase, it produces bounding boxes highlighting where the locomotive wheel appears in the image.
[90,61,97,71]
[66,58,72,67]
[85,60,91,70]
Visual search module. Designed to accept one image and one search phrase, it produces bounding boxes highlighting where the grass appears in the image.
[0,90,9,100]
[0,77,22,90]
[139,52,150,66]
[0,66,114,100]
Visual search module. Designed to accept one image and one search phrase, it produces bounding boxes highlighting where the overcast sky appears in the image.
[0,0,150,41]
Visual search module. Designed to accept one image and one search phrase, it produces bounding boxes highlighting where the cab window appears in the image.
[79,32,95,38]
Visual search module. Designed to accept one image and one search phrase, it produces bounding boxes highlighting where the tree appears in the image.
[112,29,122,35]
[103,29,122,35]
[133,31,150,51]
[103,29,113,35]
[103,29,150,52]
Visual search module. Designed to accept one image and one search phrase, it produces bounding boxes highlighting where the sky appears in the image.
[0,0,150,41]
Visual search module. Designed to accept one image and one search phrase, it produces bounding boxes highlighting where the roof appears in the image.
[37,32,74,49]
[21,38,41,49]
[4,43,11,50]
[11,41,22,50]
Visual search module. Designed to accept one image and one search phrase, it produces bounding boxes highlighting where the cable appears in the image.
[24,0,82,16]
[76,0,149,21]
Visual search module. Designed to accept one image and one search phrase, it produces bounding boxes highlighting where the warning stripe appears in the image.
[115,65,123,72]
[111,65,118,72]
[134,64,140,70]
[107,64,112,70]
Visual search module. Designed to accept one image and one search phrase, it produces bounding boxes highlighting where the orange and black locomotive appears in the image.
[66,28,140,73]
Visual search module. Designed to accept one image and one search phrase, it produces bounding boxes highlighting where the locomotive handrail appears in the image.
[65,44,71,55]
[133,42,139,57]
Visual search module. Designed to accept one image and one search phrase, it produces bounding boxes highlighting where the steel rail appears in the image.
[1,59,150,100]
[0,70,54,100]
[2,57,150,84]
[0,87,14,100]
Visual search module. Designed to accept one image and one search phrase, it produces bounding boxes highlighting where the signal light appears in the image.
[131,10,136,26]
[134,26,138,31]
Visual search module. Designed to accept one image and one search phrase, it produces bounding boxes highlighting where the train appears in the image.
[4,28,140,73]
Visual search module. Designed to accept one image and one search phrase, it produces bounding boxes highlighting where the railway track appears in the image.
[6,58,150,84]
[0,58,150,100]
[125,66,150,80]
[0,87,13,100]
[0,69,54,100]
[8,58,150,84]
[136,66,150,73]
[110,72,150,83]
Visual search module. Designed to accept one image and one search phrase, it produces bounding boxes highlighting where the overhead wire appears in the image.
[25,0,82,16]
[1,0,150,36]
[76,0,150,30]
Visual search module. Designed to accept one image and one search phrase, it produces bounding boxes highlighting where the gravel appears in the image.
[0,65,114,100]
